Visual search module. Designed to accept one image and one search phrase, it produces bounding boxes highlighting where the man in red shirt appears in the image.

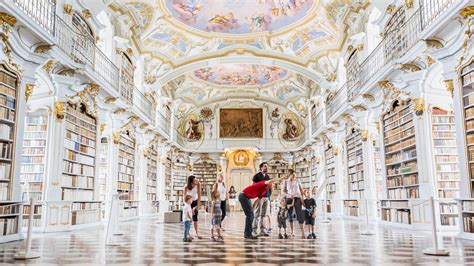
[239,179,274,239]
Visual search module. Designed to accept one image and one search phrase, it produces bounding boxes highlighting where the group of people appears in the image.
[239,162,317,240]
[181,162,317,242]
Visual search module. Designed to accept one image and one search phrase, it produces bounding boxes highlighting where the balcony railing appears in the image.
[13,0,55,34]
[157,111,171,137]
[12,0,120,93]
[326,84,348,121]
[311,108,323,135]
[133,88,155,124]
[347,0,455,98]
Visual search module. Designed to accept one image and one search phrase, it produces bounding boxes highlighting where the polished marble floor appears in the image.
[0,213,474,265]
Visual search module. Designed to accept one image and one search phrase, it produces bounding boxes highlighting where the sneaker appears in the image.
[284,234,288,239]
[312,233,317,239]
[307,234,313,239]
[244,235,258,240]
[218,236,224,241]
[259,232,270,237]
[278,234,283,239]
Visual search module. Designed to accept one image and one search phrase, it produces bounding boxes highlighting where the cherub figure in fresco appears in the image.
[206,12,240,33]
[283,118,299,140]
[172,0,202,23]
[185,119,202,141]
[247,13,272,32]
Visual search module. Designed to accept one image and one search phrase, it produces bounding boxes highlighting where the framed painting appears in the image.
[219,109,263,138]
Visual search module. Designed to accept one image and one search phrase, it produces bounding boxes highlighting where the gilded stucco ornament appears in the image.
[42,60,57,73]
[405,0,413,9]
[55,101,65,120]
[112,132,121,144]
[0,13,16,27]
[25,84,35,102]
[143,148,149,157]
[386,5,395,15]
[63,4,73,15]
[82,9,92,19]
[100,123,105,134]
[398,63,421,72]
[34,44,52,54]
[424,39,444,49]
[444,79,454,97]
[361,129,369,141]
[412,98,425,116]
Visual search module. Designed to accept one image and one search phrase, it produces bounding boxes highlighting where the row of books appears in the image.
[463,201,474,212]
[118,182,133,190]
[0,83,16,97]
[385,120,414,139]
[64,139,95,157]
[0,142,12,159]
[439,203,458,214]
[388,187,419,199]
[24,124,47,132]
[0,217,18,236]
[71,209,100,225]
[21,156,44,164]
[0,162,11,178]
[22,147,45,155]
[0,106,15,121]
[438,190,459,198]
[381,200,409,208]
[65,123,96,140]
[386,135,416,153]
[25,115,46,124]
[22,139,46,147]
[386,148,417,165]
[433,131,456,139]
[118,155,134,167]
[62,188,93,201]
[0,71,18,88]
[432,124,456,132]
[0,124,12,140]
[63,161,94,176]
[66,105,96,124]
[65,114,96,133]
[382,209,411,224]
[435,155,459,163]
[66,130,96,146]
[27,182,42,192]
[386,174,418,188]
[0,204,19,215]
[463,215,474,233]
[350,181,364,190]
[436,163,459,172]
[62,175,94,189]
[65,149,94,166]
[22,204,42,215]
[21,173,43,182]
[432,116,455,124]
[465,106,474,118]
[71,202,100,211]
[383,105,410,124]
[118,164,134,175]
[0,94,15,109]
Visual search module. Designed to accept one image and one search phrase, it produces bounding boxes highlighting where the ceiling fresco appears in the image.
[193,64,288,86]
[165,0,314,34]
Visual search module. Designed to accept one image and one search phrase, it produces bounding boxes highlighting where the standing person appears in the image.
[182,195,193,242]
[210,190,223,241]
[183,175,202,239]
[238,180,274,239]
[303,189,317,239]
[284,169,306,239]
[277,196,293,239]
[228,186,237,214]
[252,162,271,237]
[212,174,228,227]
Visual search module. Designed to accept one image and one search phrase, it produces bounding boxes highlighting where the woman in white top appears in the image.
[212,173,229,224]
[284,169,305,239]
[228,186,237,214]
[183,175,202,239]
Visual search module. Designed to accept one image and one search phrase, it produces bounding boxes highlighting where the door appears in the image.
[228,169,253,211]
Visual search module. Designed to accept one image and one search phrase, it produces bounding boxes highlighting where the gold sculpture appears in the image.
[25,84,35,102]
[55,101,65,120]
[444,79,454,97]
[112,132,121,144]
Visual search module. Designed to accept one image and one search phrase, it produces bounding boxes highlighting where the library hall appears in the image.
[0,0,474,265]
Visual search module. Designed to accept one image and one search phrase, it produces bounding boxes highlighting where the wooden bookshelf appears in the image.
[20,111,48,227]
[431,107,459,227]
[63,103,100,225]
[0,64,21,241]
[345,128,364,217]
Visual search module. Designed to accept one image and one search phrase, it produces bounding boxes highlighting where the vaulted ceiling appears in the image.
[109,0,369,111]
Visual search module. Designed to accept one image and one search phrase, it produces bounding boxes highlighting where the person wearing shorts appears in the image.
[183,175,202,239]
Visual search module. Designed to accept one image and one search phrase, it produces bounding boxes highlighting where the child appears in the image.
[303,189,317,239]
[210,190,223,241]
[277,197,293,239]
[183,195,193,242]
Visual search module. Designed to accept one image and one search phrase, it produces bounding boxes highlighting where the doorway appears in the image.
[228,169,253,195]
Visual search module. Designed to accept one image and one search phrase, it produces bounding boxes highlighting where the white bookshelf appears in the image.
[267,158,289,200]
[0,65,23,241]
[118,130,138,218]
[193,161,217,203]
[345,128,364,217]
[325,145,335,213]
[63,103,100,225]
[172,162,187,210]
[381,100,418,224]
[431,107,459,227]
[164,156,172,208]
[20,111,48,227]
[295,159,310,189]
[146,142,158,201]
[310,156,318,194]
